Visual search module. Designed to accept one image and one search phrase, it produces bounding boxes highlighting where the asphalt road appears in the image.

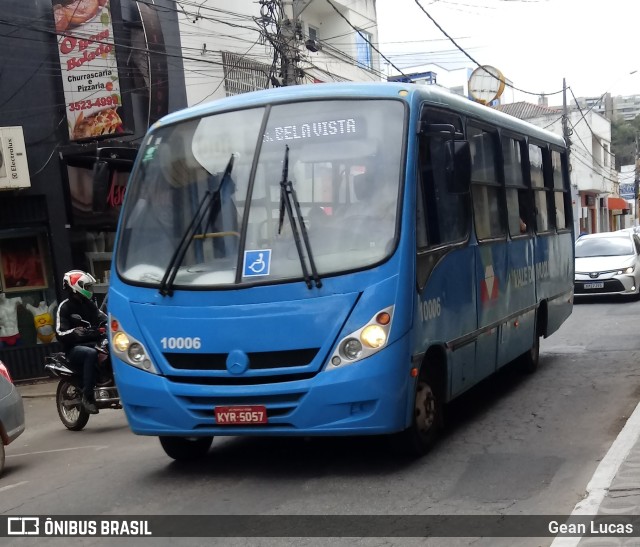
[3,295,640,547]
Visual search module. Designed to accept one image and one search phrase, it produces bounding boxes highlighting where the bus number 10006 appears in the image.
[160,337,202,350]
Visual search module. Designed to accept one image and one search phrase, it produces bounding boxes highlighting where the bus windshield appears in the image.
[116,99,405,288]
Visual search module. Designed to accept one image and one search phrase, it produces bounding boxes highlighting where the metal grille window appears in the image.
[222,51,269,97]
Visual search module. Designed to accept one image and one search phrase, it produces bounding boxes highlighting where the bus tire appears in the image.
[519,334,540,374]
[396,373,443,457]
[159,436,213,461]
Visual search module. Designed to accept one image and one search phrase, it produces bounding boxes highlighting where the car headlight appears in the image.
[626,266,635,274]
[328,306,394,369]
[109,315,158,374]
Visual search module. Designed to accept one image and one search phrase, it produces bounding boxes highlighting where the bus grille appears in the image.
[163,348,320,370]
[165,372,316,386]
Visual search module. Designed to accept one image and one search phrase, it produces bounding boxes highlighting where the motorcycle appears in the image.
[44,314,121,430]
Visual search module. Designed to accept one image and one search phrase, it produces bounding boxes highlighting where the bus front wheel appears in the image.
[396,375,443,457]
[159,436,213,461]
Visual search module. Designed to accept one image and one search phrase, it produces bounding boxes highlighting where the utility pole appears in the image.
[635,134,639,226]
[562,78,578,233]
[280,1,304,86]
[562,78,571,160]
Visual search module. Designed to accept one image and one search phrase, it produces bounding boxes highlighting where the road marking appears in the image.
[6,445,108,458]
[0,481,29,493]
[550,398,640,547]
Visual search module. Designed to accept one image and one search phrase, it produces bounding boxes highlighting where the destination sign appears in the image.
[263,118,359,143]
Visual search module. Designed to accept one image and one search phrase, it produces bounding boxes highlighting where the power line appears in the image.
[413,0,564,97]
[323,0,408,79]
[192,35,262,105]
[568,87,615,159]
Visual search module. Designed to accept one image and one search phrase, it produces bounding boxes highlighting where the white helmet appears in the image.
[63,270,96,300]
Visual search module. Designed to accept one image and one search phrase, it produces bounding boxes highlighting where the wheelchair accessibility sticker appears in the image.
[243,249,272,277]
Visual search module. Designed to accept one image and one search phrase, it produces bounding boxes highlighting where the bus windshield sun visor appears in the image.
[158,154,236,297]
[277,145,322,289]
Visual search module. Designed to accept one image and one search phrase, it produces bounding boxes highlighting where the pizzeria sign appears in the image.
[53,0,124,141]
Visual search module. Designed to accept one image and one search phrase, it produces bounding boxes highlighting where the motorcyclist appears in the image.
[55,270,107,415]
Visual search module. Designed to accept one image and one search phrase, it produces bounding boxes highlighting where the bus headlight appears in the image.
[113,332,130,352]
[361,325,386,348]
[128,343,145,363]
[327,306,394,369]
[342,338,363,360]
[109,315,158,374]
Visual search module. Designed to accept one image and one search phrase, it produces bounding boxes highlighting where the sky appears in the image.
[376,0,640,105]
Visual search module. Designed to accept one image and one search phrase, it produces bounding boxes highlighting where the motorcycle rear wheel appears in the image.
[56,380,90,431]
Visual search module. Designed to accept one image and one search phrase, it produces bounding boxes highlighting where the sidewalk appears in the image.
[14,379,640,543]
[16,378,57,398]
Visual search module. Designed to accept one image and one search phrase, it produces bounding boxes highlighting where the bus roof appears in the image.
[153,82,566,149]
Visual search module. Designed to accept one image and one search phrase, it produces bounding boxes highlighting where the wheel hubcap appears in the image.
[61,384,81,421]
[415,381,436,435]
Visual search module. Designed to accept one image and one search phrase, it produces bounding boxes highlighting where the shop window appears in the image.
[0,231,58,348]
[67,165,128,230]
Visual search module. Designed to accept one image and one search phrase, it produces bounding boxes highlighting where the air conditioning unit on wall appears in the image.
[0,126,30,190]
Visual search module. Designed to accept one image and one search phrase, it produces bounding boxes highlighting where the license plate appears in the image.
[584,282,604,289]
[215,405,267,424]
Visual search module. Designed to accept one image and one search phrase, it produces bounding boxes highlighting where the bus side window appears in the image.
[502,136,530,236]
[551,149,567,230]
[529,143,555,233]
[468,125,504,240]
[417,108,469,248]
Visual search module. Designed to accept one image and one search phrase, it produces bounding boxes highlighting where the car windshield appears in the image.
[575,237,634,258]
[116,99,406,288]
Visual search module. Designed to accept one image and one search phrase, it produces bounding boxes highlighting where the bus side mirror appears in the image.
[445,140,471,194]
[92,161,110,213]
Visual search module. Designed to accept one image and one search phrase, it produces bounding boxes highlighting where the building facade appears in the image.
[572,93,640,122]
[0,0,187,379]
[177,0,382,106]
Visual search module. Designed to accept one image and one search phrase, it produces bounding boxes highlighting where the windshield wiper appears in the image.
[278,145,322,289]
[159,154,235,296]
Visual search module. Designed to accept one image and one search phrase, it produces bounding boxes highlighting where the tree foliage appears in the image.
[612,116,640,169]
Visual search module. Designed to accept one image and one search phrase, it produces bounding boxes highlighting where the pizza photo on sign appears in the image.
[53,0,108,32]
[73,108,123,140]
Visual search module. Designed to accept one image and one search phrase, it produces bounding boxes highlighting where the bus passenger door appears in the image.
[417,108,476,400]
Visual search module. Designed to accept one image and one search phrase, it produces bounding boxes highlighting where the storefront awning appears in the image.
[608,196,630,211]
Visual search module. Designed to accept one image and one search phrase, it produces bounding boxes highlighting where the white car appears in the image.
[575,231,640,297]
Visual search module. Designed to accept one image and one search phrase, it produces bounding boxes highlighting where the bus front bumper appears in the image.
[113,351,413,437]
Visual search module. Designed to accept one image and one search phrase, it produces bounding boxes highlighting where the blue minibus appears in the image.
[108,82,574,460]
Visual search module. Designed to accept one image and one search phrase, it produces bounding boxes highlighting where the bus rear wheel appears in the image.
[519,334,540,374]
[159,436,213,461]
[396,375,443,457]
